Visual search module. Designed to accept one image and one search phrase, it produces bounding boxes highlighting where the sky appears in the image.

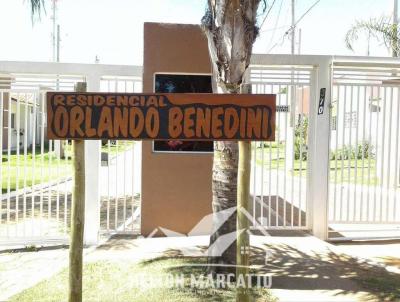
[0,0,395,66]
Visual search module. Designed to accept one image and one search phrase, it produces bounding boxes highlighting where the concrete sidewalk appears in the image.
[0,247,69,301]
[1,233,399,302]
[252,233,369,302]
[91,233,400,301]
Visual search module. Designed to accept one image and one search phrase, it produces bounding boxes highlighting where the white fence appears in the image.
[328,62,400,240]
[249,54,400,240]
[1,55,400,246]
[99,75,142,235]
[249,65,312,229]
[1,89,73,244]
[0,62,142,246]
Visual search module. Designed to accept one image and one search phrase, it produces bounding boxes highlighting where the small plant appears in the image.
[279,87,288,94]
[24,245,39,252]
[331,141,375,160]
[294,117,308,160]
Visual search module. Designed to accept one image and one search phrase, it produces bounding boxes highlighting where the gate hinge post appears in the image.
[83,74,101,246]
[308,58,332,240]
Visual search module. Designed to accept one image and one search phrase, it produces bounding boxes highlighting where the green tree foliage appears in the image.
[345,16,399,57]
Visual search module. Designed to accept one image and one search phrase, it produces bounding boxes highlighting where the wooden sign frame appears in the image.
[47,92,276,141]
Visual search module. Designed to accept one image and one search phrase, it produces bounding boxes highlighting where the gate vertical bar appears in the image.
[23,93,28,236]
[83,74,101,245]
[0,92,3,234]
[393,89,400,221]
[15,94,20,231]
[306,69,317,231]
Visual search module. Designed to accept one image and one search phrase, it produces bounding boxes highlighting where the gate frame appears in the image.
[251,54,400,240]
[250,54,332,240]
[328,57,400,240]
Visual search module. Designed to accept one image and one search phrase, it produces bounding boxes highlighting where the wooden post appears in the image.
[69,82,86,302]
[236,84,251,302]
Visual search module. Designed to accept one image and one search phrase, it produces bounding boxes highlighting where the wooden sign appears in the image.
[47,92,276,141]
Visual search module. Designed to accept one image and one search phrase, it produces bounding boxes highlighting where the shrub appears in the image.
[331,141,375,160]
[294,117,308,160]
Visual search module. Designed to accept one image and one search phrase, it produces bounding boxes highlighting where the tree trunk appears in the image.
[202,0,263,274]
[208,140,238,274]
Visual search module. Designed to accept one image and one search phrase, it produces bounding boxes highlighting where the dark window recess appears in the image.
[153,74,214,153]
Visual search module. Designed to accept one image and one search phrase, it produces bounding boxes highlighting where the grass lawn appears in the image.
[1,146,72,194]
[10,257,274,302]
[359,275,400,301]
[1,141,135,194]
[255,145,379,185]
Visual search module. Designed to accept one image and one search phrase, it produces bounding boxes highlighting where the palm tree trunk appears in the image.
[208,141,239,274]
[202,0,263,275]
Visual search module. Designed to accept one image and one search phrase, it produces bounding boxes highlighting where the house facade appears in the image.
[1,75,41,151]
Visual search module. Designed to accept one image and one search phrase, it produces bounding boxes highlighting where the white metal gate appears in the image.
[99,75,142,236]
[249,55,400,240]
[328,61,400,240]
[0,62,142,246]
[249,63,314,230]
[0,73,83,245]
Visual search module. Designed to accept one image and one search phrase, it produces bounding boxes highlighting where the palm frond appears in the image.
[261,0,268,13]
[345,16,398,55]
[27,0,46,20]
